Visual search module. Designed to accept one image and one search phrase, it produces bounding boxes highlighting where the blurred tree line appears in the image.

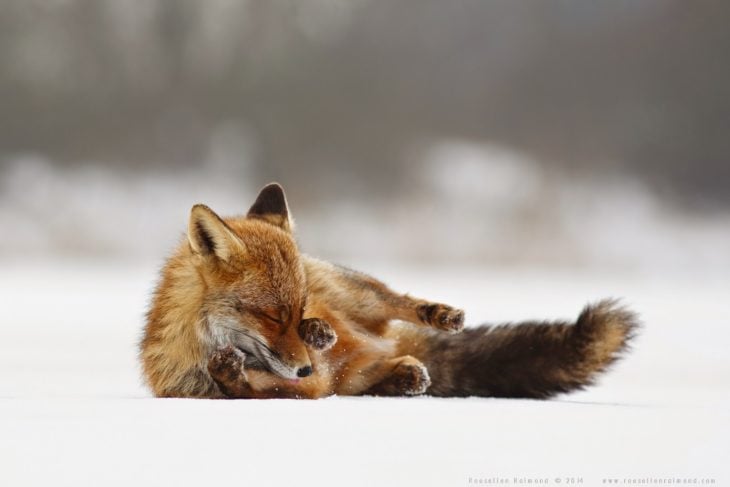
[1,0,728,208]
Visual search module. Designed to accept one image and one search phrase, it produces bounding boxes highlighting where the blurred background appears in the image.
[1,0,729,270]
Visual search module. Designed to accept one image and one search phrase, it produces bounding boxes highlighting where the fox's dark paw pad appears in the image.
[394,363,431,396]
[298,318,338,351]
[417,303,465,332]
[208,346,247,383]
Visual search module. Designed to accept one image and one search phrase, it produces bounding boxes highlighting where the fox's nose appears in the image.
[296,365,313,378]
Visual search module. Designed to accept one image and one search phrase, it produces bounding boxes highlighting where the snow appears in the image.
[0,259,728,486]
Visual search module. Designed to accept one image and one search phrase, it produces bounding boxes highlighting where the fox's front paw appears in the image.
[208,346,248,384]
[298,318,338,351]
[416,303,465,332]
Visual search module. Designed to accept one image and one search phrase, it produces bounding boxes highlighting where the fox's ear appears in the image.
[247,182,292,231]
[188,204,245,261]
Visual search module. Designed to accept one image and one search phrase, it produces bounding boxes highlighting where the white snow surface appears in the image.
[0,259,728,486]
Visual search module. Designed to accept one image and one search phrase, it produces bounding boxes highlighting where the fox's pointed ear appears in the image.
[247,182,292,231]
[188,204,245,261]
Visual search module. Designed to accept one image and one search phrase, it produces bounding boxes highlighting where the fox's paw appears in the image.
[392,362,432,396]
[417,302,465,332]
[208,346,248,384]
[365,356,431,397]
[298,318,338,351]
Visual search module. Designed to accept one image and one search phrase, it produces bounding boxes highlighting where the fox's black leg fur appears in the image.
[298,318,337,350]
[207,346,255,398]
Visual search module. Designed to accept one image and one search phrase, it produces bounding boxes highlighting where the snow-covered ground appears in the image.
[0,259,728,486]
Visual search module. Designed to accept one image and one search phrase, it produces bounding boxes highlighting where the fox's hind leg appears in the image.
[361,356,432,396]
[306,258,464,333]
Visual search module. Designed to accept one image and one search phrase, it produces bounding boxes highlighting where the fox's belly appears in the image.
[322,324,397,396]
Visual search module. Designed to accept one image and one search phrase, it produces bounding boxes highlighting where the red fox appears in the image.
[140,183,638,399]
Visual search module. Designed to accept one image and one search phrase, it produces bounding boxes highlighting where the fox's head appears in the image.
[188,183,311,380]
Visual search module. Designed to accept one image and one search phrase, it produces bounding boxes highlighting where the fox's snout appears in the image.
[266,331,312,379]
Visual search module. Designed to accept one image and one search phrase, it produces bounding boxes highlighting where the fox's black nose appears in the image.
[297,366,313,378]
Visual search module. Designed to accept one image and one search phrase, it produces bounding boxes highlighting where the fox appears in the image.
[140,183,638,399]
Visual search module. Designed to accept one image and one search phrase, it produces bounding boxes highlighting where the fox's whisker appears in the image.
[217,324,279,359]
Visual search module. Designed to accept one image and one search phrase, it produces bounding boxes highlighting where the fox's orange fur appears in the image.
[140,183,638,399]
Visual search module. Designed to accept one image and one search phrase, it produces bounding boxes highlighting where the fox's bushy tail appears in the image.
[394,299,639,398]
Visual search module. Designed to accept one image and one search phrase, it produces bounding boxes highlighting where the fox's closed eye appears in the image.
[232,302,280,324]
[255,309,283,325]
